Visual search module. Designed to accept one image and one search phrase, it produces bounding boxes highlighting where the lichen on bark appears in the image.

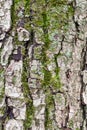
[1,0,87,130]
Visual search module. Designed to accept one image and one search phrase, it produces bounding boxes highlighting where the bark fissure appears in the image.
[1,0,87,129]
[80,38,87,129]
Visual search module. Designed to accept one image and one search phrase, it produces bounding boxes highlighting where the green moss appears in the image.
[34,46,42,59]
[0,107,6,116]
[42,69,52,87]
[24,102,34,129]
[22,48,34,129]
[45,107,52,129]
[41,3,61,90]
[68,120,74,128]
[0,92,5,103]
[11,0,19,27]
[0,69,5,103]
[50,75,61,89]
[68,5,74,16]
[14,32,22,45]
[42,67,61,91]
[11,0,15,27]
[54,54,62,89]
[45,90,54,129]
[12,76,17,85]
[11,0,23,45]
[22,73,34,129]
[40,1,63,128]
[0,68,4,75]
[24,0,30,15]
[0,68,5,85]
[46,0,74,32]
[22,64,34,129]
[76,128,80,130]
[24,22,31,30]
[11,0,74,129]
[22,58,30,101]
[42,11,50,49]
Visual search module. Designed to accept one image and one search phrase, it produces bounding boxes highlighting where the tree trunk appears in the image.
[0,0,87,130]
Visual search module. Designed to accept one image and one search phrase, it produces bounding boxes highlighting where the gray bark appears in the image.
[0,0,87,130]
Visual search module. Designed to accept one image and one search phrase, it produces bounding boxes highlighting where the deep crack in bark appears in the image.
[80,38,87,129]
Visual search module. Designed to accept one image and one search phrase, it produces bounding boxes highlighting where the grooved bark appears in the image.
[0,0,87,130]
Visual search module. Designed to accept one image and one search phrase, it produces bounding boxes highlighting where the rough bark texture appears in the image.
[0,0,87,130]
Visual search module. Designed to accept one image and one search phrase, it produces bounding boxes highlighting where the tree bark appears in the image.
[0,0,87,130]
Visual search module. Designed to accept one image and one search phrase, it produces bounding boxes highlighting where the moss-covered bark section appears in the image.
[39,0,74,129]
[22,46,34,129]
[20,1,34,129]
[20,0,74,129]
[0,66,5,125]
[10,0,34,129]
[0,0,86,130]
